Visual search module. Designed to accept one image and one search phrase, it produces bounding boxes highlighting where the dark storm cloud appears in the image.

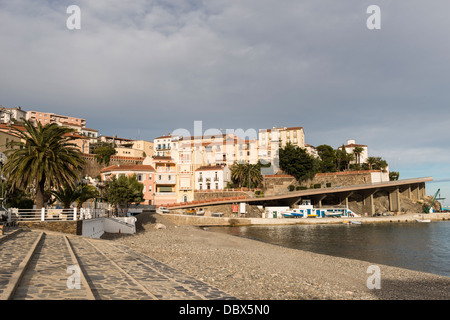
[1,0,450,171]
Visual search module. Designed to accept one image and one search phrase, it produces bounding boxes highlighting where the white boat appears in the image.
[415,219,431,223]
[344,220,362,225]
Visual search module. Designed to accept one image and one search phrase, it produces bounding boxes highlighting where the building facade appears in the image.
[26,111,86,127]
[100,164,156,205]
[194,165,231,191]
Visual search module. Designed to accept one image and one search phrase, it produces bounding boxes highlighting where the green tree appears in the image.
[279,143,316,182]
[104,174,143,215]
[335,145,347,171]
[389,171,400,181]
[3,120,85,209]
[92,142,116,166]
[316,144,337,173]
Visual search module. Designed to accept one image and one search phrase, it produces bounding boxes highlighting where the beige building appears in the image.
[132,140,154,158]
[258,126,306,171]
[0,125,23,164]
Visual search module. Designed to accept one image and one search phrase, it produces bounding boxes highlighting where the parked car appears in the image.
[186,208,196,215]
[157,207,170,214]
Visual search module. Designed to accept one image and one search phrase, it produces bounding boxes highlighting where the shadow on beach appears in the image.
[369,278,450,300]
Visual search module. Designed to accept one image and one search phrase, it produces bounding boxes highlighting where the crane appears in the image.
[424,188,441,213]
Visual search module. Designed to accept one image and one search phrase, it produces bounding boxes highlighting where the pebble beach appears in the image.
[104,213,450,300]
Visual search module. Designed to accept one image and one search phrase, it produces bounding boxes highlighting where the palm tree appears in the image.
[366,157,379,170]
[50,182,81,209]
[3,120,85,209]
[230,162,247,187]
[246,163,263,189]
[352,146,364,166]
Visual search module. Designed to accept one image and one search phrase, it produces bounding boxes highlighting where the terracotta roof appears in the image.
[195,165,227,171]
[154,134,172,140]
[260,126,303,132]
[100,164,155,173]
[339,144,367,148]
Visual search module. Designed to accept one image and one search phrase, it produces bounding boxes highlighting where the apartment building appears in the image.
[143,156,177,205]
[154,134,174,157]
[27,111,86,127]
[258,126,305,168]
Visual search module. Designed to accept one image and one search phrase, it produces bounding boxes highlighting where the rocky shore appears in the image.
[103,213,450,300]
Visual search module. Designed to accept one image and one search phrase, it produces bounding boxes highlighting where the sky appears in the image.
[0,0,449,203]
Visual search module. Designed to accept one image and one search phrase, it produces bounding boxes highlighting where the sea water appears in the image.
[210,221,450,277]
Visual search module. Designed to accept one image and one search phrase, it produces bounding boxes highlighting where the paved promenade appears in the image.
[0,228,235,300]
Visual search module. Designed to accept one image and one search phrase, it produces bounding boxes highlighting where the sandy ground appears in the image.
[103,212,450,300]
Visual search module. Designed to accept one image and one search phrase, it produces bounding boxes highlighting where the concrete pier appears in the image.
[160,212,450,227]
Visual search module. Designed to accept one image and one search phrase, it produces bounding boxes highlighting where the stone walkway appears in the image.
[0,228,235,300]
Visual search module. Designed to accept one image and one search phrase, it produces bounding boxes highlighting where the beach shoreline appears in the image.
[104,213,450,300]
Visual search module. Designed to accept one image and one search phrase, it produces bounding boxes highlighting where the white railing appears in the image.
[7,208,107,223]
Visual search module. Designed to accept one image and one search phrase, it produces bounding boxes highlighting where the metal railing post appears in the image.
[41,208,45,221]
[73,207,77,221]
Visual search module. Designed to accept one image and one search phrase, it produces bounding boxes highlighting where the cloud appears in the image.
[1,0,450,182]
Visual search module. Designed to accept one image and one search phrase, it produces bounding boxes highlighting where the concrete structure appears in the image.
[195,165,231,191]
[100,164,156,205]
[165,177,433,217]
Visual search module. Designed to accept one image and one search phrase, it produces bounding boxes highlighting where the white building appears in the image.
[338,139,369,165]
[195,165,231,191]
[0,106,27,124]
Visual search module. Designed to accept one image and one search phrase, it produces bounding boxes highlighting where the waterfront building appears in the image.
[100,164,156,205]
[143,156,177,206]
[194,165,231,191]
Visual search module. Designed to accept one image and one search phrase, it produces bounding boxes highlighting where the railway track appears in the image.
[0,229,234,300]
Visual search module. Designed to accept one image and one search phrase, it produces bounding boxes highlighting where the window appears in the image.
[137,174,143,181]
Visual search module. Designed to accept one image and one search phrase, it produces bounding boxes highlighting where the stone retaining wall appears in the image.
[18,221,83,235]
[161,214,251,226]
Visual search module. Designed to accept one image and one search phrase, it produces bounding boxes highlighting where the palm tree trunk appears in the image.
[35,180,46,210]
